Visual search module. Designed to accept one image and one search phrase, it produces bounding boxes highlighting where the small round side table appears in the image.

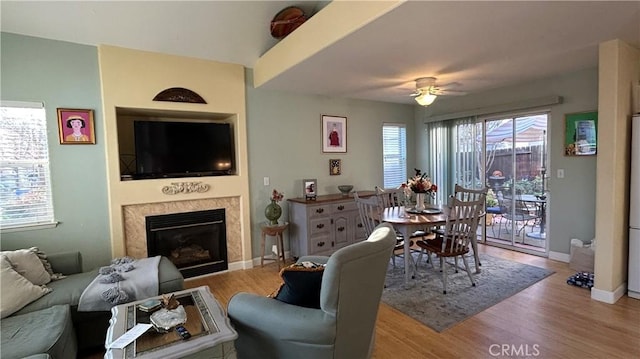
[260,222,289,269]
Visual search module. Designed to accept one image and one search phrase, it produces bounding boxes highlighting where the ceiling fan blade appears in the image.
[433,89,467,96]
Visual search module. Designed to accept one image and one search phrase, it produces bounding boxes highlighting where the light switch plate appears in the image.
[557,169,565,178]
[263,177,270,186]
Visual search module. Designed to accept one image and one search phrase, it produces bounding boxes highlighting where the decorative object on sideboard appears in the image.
[337,185,353,197]
[322,115,347,153]
[152,87,207,104]
[265,189,284,225]
[330,159,341,175]
[57,108,96,144]
[303,179,317,201]
[161,182,210,195]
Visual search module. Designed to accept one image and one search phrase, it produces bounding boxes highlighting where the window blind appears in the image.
[382,123,407,188]
[0,102,55,229]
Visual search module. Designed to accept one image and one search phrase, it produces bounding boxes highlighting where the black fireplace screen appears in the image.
[146,209,228,278]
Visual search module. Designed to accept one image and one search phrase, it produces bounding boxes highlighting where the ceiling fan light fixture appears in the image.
[415,92,437,106]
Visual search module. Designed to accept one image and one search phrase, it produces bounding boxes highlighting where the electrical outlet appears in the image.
[557,169,565,178]
[263,177,270,186]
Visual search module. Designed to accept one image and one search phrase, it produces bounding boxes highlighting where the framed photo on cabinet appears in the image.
[322,115,347,153]
[303,178,317,200]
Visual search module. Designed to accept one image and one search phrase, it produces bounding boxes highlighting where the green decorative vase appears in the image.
[265,200,282,225]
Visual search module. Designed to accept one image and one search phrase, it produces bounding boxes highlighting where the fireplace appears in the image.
[145,209,228,278]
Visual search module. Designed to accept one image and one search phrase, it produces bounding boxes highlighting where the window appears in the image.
[382,123,407,188]
[0,101,55,230]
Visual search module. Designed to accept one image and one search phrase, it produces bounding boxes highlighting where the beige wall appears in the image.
[98,45,252,266]
[593,39,640,303]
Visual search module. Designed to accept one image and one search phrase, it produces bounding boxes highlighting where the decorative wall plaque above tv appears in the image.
[153,87,207,104]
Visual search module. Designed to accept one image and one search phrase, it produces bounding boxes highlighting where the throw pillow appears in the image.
[1,248,52,285]
[0,255,51,318]
[270,261,325,309]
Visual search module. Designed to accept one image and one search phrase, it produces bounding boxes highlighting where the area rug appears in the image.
[382,253,554,332]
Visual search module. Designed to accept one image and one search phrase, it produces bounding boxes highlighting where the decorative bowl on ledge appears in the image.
[337,185,354,196]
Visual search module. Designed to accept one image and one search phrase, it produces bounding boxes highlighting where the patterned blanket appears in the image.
[78,256,160,312]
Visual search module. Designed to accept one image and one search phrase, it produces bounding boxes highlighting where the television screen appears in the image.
[134,120,235,178]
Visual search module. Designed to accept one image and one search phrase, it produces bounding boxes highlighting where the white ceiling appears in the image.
[2,1,639,105]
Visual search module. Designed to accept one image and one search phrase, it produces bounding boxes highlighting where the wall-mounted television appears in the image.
[132,120,235,179]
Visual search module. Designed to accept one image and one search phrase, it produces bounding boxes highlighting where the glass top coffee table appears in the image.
[105,286,237,359]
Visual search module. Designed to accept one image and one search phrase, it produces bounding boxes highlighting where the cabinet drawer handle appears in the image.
[316,208,324,214]
[357,223,363,228]
[337,205,345,210]
[316,223,324,229]
[317,241,325,247]
[338,226,345,232]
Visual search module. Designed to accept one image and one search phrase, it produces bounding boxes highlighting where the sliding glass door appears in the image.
[425,112,549,256]
[483,113,548,254]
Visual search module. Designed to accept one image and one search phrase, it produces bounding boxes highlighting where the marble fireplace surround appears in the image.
[122,197,242,265]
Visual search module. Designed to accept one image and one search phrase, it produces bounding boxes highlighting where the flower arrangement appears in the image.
[403,168,437,195]
[270,189,284,203]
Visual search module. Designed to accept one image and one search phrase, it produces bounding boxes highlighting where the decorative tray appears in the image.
[406,208,442,215]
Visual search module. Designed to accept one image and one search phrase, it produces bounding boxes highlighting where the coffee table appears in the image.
[105,286,237,359]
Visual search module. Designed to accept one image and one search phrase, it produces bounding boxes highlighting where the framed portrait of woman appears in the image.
[322,115,347,153]
[57,108,96,144]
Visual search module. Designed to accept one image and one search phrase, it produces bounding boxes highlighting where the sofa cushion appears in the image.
[0,255,51,318]
[270,261,325,309]
[12,269,97,316]
[1,248,52,285]
[1,304,77,359]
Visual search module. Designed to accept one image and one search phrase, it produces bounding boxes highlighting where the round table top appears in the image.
[260,222,289,234]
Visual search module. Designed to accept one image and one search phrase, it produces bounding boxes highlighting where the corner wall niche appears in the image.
[116,107,237,181]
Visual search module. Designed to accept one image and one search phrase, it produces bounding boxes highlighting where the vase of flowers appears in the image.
[402,168,437,211]
[265,189,284,225]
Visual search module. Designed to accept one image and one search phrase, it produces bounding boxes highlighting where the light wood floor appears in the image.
[187,244,640,359]
[84,245,640,358]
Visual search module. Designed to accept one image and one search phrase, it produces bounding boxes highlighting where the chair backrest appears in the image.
[320,222,396,358]
[442,196,485,253]
[354,192,381,237]
[501,193,532,217]
[454,184,489,202]
[375,186,405,209]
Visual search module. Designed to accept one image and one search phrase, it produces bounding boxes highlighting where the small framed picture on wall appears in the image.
[57,108,96,144]
[322,115,347,153]
[329,159,341,175]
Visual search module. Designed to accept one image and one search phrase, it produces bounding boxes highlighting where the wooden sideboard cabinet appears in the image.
[287,192,375,258]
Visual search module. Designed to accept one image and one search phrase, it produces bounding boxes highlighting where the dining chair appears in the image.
[428,184,487,271]
[355,191,411,269]
[499,193,538,242]
[374,187,426,268]
[415,195,484,294]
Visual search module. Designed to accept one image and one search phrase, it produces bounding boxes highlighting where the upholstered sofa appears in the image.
[1,250,184,358]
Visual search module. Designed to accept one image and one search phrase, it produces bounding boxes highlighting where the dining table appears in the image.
[381,206,485,286]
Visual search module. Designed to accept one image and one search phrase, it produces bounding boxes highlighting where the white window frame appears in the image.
[1,101,57,232]
[382,123,407,188]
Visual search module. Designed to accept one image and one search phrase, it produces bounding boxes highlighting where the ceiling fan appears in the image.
[410,77,466,106]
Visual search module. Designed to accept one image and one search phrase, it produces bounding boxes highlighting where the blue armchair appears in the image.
[227,223,396,359]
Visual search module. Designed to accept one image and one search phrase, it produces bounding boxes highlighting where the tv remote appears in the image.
[175,325,191,340]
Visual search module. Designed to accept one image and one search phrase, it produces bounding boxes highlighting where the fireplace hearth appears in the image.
[145,209,228,278]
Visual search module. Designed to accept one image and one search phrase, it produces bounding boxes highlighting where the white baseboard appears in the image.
[548,250,570,262]
[591,282,627,304]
